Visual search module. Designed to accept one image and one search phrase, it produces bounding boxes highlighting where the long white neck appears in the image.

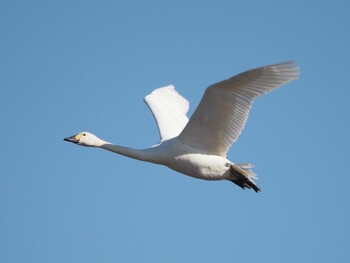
[99,142,160,164]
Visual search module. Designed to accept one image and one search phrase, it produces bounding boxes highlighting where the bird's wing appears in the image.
[178,61,299,157]
[144,85,190,142]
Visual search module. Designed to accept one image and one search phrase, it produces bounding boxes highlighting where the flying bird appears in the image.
[64,61,299,192]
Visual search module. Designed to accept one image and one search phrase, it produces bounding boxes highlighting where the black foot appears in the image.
[229,165,261,193]
[229,178,261,193]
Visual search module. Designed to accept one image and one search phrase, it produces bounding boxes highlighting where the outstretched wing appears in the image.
[144,85,189,142]
[178,61,299,157]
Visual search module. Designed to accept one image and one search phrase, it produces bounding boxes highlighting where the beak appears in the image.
[64,135,79,144]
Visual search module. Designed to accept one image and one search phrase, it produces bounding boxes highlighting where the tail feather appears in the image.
[229,164,261,193]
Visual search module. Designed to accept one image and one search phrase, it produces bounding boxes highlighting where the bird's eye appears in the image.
[83,133,86,136]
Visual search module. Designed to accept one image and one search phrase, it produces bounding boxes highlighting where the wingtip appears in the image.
[271,60,300,80]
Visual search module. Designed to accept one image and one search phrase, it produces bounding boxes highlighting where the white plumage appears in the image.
[64,61,299,192]
[144,85,189,142]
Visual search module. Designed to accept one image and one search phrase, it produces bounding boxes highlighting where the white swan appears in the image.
[64,61,299,192]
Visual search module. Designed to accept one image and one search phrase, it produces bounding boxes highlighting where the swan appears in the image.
[64,61,299,192]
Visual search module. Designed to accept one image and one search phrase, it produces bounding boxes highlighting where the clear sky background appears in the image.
[1,0,349,262]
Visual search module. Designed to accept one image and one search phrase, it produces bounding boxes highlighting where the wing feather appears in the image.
[178,61,299,156]
[144,85,189,142]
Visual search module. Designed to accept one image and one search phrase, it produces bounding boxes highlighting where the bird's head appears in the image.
[64,132,104,147]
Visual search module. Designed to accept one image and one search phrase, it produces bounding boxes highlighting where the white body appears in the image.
[65,61,299,191]
[101,137,232,180]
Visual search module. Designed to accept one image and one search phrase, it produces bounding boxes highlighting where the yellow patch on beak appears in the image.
[75,134,83,140]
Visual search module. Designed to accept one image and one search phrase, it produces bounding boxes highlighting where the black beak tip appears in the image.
[64,136,79,144]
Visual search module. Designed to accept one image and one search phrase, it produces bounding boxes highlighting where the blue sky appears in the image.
[1,0,349,262]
